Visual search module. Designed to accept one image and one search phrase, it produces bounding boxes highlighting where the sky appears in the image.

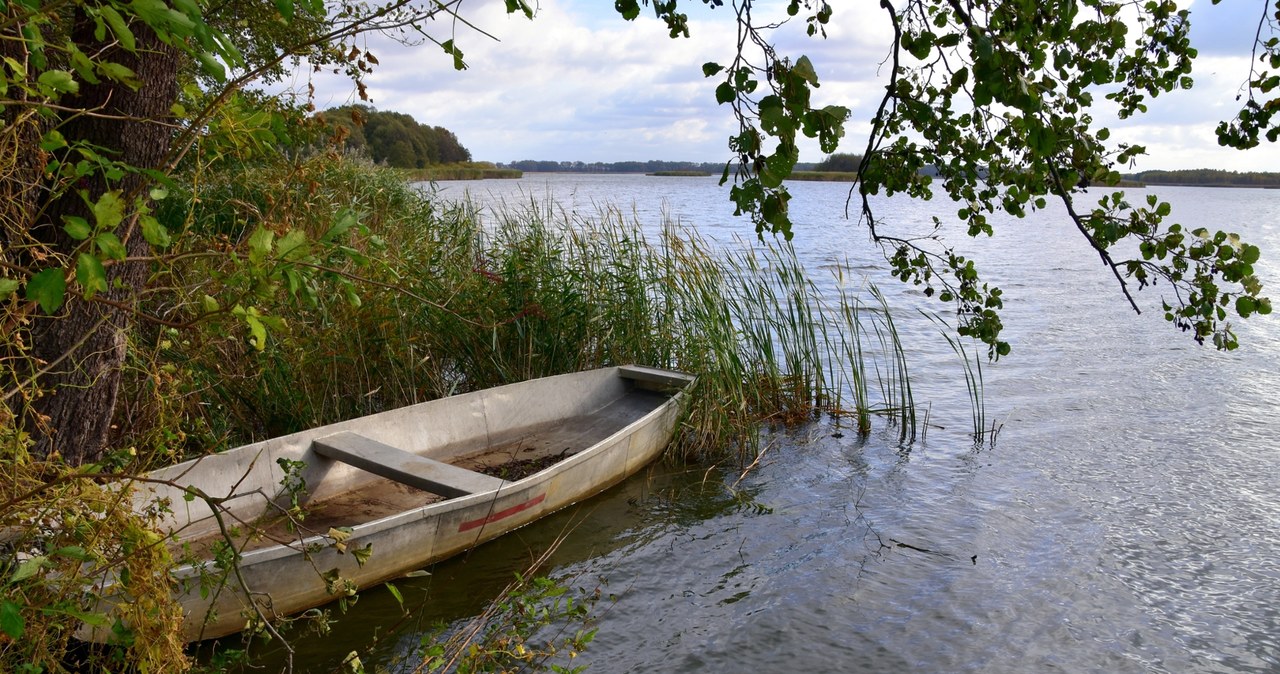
[285,0,1279,172]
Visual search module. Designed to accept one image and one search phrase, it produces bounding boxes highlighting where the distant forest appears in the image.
[1124,169,1280,188]
[503,159,821,174]
[499,159,1279,188]
[317,105,471,168]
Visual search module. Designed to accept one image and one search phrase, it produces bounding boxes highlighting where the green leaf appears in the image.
[39,129,67,151]
[63,215,91,240]
[322,210,358,243]
[351,543,373,567]
[26,269,66,314]
[0,600,24,639]
[129,0,193,33]
[95,232,127,260]
[140,215,171,248]
[92,191,124,229]
[702,62,723,77]
[21,23,46,70]
[615,0,640,20]
[793,55,818,85]
[0,278,19,300]
[76,253,108,299]
[244,312,266,350]
[715,82,735,104]
[170,0,200,20]
[196,51,226,80]
[384,582,405,611]
[907,32,933,60]
[343,283,362,308]
[278,229,308,260]
[247,227,274,265]
[758,96,787,133]
[440,39,466,71]
[149,185,169,201]
[258,314,287,332]
[11,556,46,583]
[37,70,78,95]
[273,0,294,20]
[760,146,799,189]
[99,5,136,51]
[1236,296,1257,317]
[504,0,533,18]
[96,61,141,89]
[62,608,111,627]
[51,546,90,561]
[71,47,102,86]
[201,294,220,313]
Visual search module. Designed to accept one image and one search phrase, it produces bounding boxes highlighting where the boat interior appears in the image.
[167,386,672,562]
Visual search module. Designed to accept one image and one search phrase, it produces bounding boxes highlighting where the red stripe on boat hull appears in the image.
[458,493,547,532]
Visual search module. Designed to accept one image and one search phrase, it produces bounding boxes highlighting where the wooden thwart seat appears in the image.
[618,364,695,389]
[313,431,506,498]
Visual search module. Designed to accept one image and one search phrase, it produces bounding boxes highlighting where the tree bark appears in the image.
[24,13,181,464]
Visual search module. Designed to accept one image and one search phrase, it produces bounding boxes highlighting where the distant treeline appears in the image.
[497,158,1278,188]
[813,153,862,172]
[317,105,471,168]
[502,159,821,173]
[502,155,866,176]
[1123,169,1280,188]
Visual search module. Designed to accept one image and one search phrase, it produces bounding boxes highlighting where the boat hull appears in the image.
[89,366,691,642]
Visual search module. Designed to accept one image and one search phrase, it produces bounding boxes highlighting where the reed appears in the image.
[124,156,925,465]
[925,312,992,445]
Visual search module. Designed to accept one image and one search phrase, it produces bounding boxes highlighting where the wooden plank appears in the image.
[313,432,505,498]
[618,364,694,389]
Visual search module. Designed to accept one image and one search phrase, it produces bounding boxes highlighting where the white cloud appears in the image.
[274,0,1279,170]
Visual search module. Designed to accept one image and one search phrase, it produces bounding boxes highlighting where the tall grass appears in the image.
[925,312,994,445]
[124,156,924,465]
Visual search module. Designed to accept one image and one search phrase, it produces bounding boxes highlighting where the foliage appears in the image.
[1213,0,1280,149]
[0,0,520,466]
[318,105,472,168]
[617,0,1274,355]
[0,461,189,672]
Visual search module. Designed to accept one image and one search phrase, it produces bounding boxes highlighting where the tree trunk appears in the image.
[24,14,181,464]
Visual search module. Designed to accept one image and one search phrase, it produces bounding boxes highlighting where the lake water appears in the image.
[254,174,1280,672]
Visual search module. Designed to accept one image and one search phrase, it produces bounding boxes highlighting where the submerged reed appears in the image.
[925,312,996,445]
